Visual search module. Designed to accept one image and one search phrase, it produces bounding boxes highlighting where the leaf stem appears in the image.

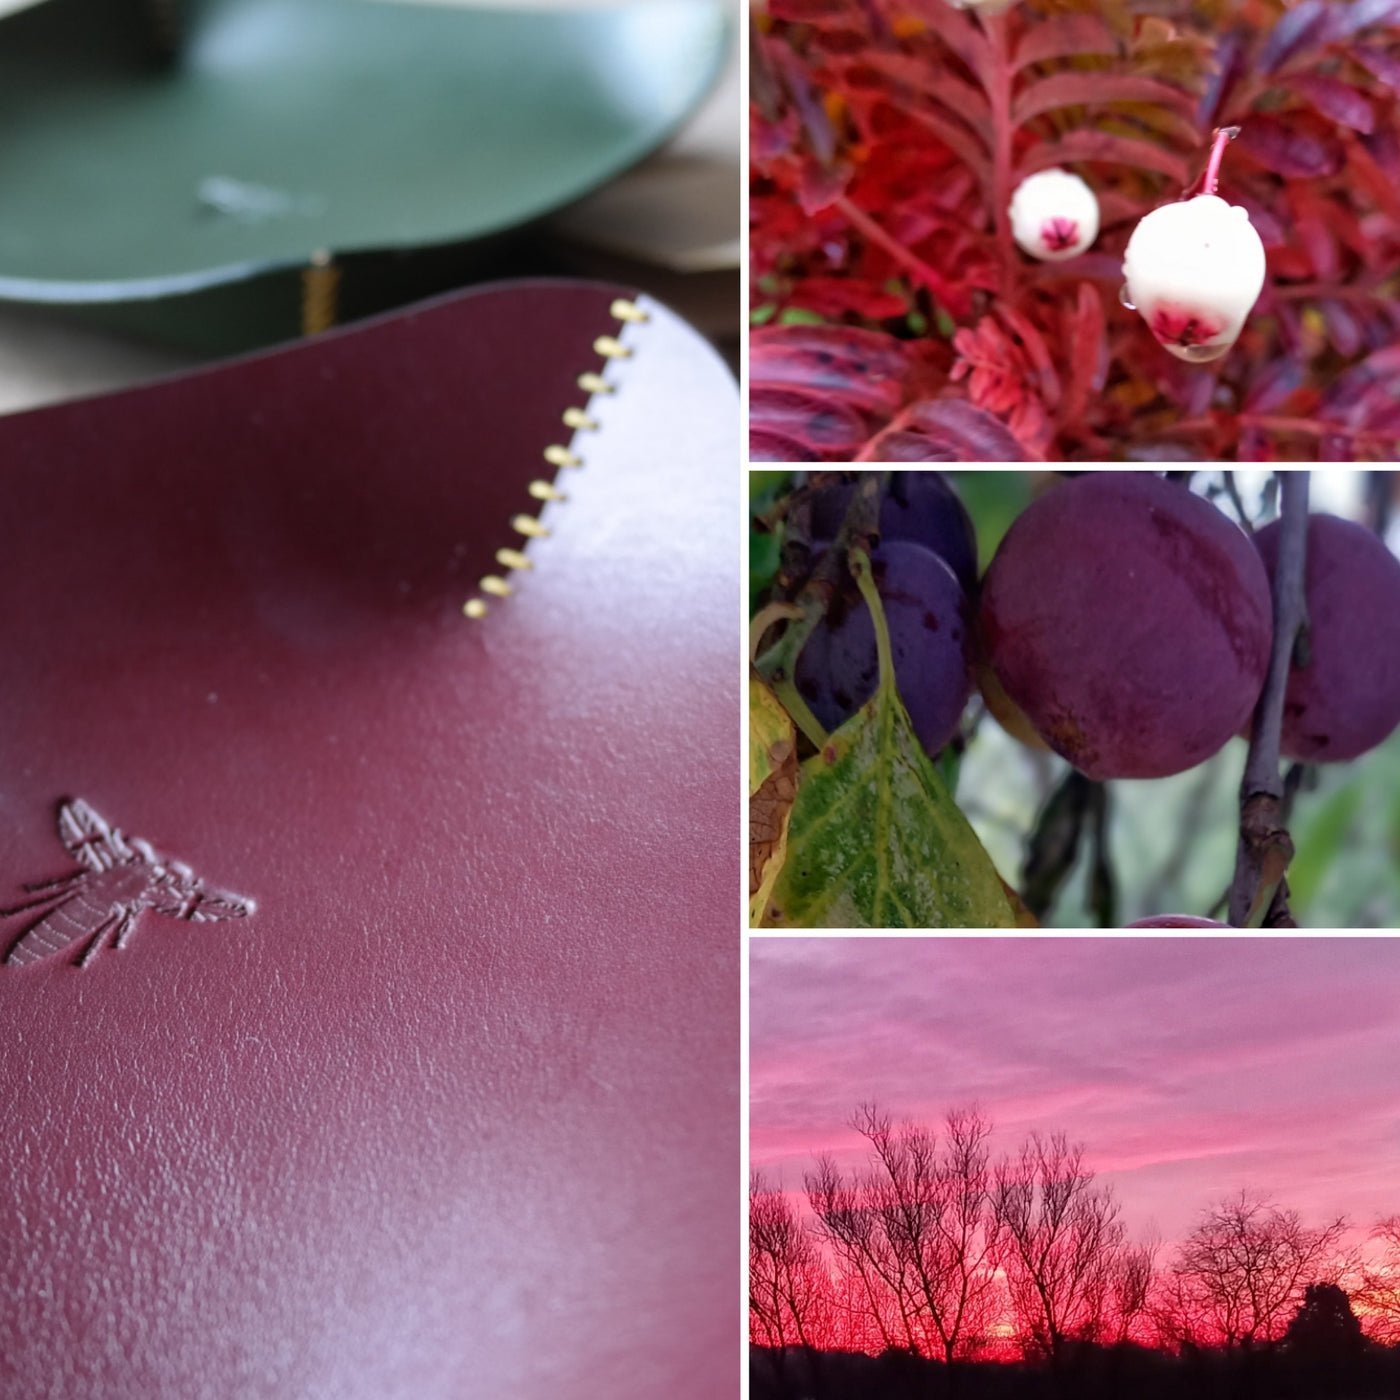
[985,11,1015,299]
[1228,470,1309,926]
[849,547,895,695]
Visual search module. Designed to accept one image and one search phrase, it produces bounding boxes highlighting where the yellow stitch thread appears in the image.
[480,576,513,598]
[562,407,598,431]
[301,250,339,337]
[529,480,567,502]
[512,514,550,538]
[578,372,613,394]
[495,548,532,571]
[544,445,582,468]
[610,298,648,323]
[593,336,630,359]
[464,599,488,619]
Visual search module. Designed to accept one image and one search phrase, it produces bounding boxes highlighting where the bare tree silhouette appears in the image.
[1157,1191,1349,1349]
[989,1132,1129,1361]
[806,1105,1001,1365]
[751,1170,831,1355]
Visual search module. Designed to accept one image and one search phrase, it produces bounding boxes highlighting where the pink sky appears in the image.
[750,938,1400,1247]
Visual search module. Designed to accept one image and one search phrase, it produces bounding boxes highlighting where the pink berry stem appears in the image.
[1202,125,1241,197]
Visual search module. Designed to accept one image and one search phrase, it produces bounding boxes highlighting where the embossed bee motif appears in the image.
[1,799,254,969]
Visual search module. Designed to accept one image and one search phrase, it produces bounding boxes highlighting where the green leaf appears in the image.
[750,303,778,326]
[1288,780,1362,911]
[779,307,826,326]
[764,549,1016,929]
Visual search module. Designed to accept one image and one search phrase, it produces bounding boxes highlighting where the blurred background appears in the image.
[751,469,1400,930]
[0,0,739,415]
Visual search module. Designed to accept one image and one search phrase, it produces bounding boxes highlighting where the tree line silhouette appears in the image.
[751,1105,1400,1399]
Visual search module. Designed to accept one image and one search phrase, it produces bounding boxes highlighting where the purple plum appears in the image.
[1254,513,1400,762]
[981,473,1272,779]
[795,539,972,757]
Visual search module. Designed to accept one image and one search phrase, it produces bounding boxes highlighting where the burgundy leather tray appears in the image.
[0,281,739,1397]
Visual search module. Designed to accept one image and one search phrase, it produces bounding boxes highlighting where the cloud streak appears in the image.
[750,938,1400,1243]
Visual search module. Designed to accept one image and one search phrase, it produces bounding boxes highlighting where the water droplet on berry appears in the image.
[1118,285,1136,311]
[1172,341,1232,363]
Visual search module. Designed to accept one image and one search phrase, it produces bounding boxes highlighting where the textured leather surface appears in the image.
[0,0,725,296]
[0,281,739,1397]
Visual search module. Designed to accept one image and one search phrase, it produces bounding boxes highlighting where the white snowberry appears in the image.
[1008,169,1100,262]
[1121,194,1266,363]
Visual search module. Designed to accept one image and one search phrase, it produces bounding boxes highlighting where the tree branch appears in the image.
[1228,472,1309,927]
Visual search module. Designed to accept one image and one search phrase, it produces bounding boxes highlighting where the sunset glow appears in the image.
[750,938,1400,1357]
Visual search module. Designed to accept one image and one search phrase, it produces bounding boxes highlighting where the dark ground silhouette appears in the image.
[751,1338,1400,1400]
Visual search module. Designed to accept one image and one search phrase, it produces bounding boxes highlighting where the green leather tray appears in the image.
[0,0,726,346]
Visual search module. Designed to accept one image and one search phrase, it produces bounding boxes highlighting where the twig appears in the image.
[1020,770,1096,920]
[1228,471,1310,927]
[833,197,960,308]
[1222,470,1254,535]
[1365,471,1394,539]
[1087,782,1117,928]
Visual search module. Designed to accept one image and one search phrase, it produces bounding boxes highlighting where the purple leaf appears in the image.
[1285,74,1375,133]
[1199,31,1246,129]
[750,387,871,457]
[1235,114,1344,178]
[860,399,1029,462]
[1353,44,1400,93]
[749,428,823,463]
[1339,0,1400,35]
[1012,73,1197,128]
[1244,358,1304,414]
[1257,0,1331,72]
[1321,301,1364,357]
[750,325,916,415]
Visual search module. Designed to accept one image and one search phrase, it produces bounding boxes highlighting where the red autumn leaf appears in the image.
[993,305,1062,411]
[788,276,910,320]
[1012,14,1119,71]
[855,52,992,133]
[1060,282,1106,428]
[896,0,993,90]
[1012,73,1196,128]
[1017,130,1190,187]
[766,0,858,24]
